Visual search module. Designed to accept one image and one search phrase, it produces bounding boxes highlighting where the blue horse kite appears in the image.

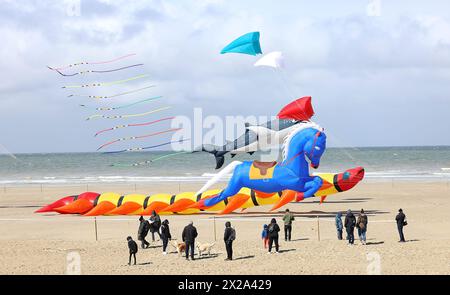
[195,121,327,209]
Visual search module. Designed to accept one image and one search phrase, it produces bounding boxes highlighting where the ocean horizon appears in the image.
[0,146,449,185]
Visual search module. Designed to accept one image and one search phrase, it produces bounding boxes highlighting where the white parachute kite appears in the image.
[254,51,284,68]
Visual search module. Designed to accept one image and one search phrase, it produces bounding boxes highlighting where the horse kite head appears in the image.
[282,121,326,169]
[304,129,326,169]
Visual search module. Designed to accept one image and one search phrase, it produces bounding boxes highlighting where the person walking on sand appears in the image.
[182,221,198,261]
[396,208,407,242]
[344,209,356,245]
[127,236,138,265]
[267,218,280,254]
[149,210,161,242]
[282,209,295,241]
[160,219,172,255]
[261,224,269,249]
[224,221,236,261]
[335,212,343,240]
[137,216,150,249]
[356,209,368,245]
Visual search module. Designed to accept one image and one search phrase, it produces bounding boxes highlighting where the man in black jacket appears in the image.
[149,210,162,242]
[396,208,407,242]
[137,216,150,249]
[182,221,198,260]
[224,221,235,261]
[344,209,356,245]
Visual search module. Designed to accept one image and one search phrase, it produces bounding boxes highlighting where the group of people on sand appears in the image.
[335,209,368,245]
[126,207,408,265]
[335,208,407,245]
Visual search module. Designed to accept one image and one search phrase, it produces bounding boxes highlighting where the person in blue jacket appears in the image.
[261,224,269,248]
[335,212,343,240]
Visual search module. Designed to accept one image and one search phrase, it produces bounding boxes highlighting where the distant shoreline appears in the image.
[1,145,450,156]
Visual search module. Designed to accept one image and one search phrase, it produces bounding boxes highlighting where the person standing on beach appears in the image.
[224,221,235,261]
[335,212,343,240]
[344,209,356,245]
[160,219,172,255]
[137,216,150,249]
[182,221,198,261]
[149,210,161,242]
[267,218,280,253]
[356,209,368,245]
[282,209,295,241]
[127,236,138,265]
[261,224,269,248]
[396,208,407,242]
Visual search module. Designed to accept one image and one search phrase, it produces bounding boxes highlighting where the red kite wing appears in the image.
[277,96,314,121]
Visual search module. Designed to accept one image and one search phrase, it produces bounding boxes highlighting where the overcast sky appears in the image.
[0,0,449,153]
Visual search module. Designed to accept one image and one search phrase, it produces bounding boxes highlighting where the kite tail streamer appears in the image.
[96,128,182,151]
[86,106,171,121]
[68,85,155,99]
[48,53,136,71]
[62,74,148,88]
[81,96,163,111]
[94,116,174,137]
[102,139,190,154]
[111,151,190,167]
[52,64,144,77]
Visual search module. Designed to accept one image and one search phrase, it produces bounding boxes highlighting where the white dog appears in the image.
[196,242,216,257]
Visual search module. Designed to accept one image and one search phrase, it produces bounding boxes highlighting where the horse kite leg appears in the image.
[195,161,243,196]
[298,176,323,201]
[203,169,244,207]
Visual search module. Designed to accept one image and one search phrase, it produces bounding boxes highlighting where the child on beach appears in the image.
[261,224,269,249]
[127,236,138,265]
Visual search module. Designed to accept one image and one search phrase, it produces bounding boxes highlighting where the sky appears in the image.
[0,0,449,153]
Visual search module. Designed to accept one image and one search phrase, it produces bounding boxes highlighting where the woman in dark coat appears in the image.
[160,219,171,254]
[344,209,356,245]
[267,218,280,253]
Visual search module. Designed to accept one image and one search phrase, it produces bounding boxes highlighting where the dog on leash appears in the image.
[169,240,186,256]
[196,241,216,257]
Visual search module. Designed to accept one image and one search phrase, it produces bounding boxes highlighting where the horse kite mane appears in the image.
[281,121,324,161]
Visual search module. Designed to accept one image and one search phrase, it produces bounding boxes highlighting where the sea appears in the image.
[0,146,449,185]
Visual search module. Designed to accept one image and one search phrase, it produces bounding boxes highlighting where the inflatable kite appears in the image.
[196,121,327,208]
[197,96,315,169]
[35,166,364,216]
[254,51,284,68]
[221,32,262,56]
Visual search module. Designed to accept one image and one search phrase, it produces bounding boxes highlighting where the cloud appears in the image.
[0,0,449,153]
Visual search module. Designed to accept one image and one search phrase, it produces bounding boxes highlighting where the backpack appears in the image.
[229,228,236,241]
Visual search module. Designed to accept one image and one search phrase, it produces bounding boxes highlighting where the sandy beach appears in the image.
[0,180,449,275]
